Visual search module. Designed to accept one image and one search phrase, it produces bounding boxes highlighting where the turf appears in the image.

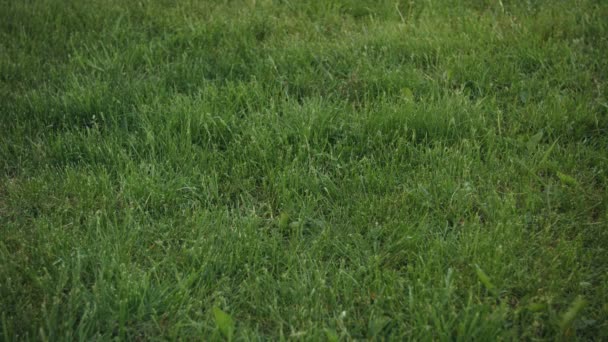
[1,0,607,340]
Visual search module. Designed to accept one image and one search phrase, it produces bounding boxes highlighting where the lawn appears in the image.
[1,0,607,340]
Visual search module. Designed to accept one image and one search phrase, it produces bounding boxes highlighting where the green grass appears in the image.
[1,0,607,340]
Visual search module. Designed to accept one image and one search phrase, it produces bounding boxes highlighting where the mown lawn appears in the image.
[1,0,607,340]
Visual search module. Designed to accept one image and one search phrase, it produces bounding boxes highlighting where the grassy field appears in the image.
[1,0,607,340]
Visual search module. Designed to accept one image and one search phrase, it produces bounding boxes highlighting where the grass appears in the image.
[1,0,607,340]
